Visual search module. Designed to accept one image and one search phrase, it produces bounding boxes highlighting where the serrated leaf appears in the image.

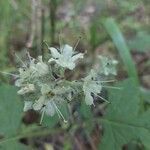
[0,85,26,149]
[99,79,150,150]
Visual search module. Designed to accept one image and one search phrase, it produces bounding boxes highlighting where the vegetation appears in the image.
[0,0,150,149]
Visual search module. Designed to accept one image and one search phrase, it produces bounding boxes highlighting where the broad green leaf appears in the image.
[0,85,26,149]
[0,141,26,150]
[103,18,139,85]
[80,102,93,120]
[42,115,58,127]
[99,79,150,150]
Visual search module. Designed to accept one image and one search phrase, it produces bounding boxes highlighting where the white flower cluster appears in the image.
[13,44,118,123]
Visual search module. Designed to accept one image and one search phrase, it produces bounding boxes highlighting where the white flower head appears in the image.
[83,70,102,105]
[48,44,84,70]
[17,84,35,95]
[98,55,118,76]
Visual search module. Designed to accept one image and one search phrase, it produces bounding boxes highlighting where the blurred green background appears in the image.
[0,0,150,150]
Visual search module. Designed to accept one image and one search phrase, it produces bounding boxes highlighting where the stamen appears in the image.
[53,102,67,123]
[60,45,64,54]
[73,36,81,51]
[102,85,122,90]
[13,52,27,68]
[0,71,19,78]
[55,107,61,119]
[59,32,63,49]
[95,94,110,103]
[99,80,116,83]
[93,103,95,107]
[26,50,33,63]
[58,32,65,54]
[40,109,45,124]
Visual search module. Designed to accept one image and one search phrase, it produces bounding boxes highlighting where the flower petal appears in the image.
[33,96,45,110]
[23,101,33,111]
[49,47,60,58]
[17,84,35,95]
[15,79,23,87]
[65,61,75,70]
[85,92,94,105]
[48,58,56,63]
[72,53,84,62]
[61,44,73,58]
[36,62,49,76]
[44,101,55,116]
[41,84,51,95]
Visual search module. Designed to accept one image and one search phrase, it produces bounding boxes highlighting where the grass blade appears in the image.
[103,18,139,85]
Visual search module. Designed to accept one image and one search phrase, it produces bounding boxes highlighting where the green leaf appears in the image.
[0,85,26,149]
[42,115,58,127]
[103,18,139,85]
[0,141,26,150]
[79,102,94,132]
[99,79,150,150]
[80,101,93,120]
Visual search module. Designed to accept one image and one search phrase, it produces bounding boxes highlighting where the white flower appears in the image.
[83,70,102,105]
[28,56,49,77]
[48,44,84,70]
[23,101,33,112]
[17,84,35,95]
[16,60,35,83]
[98,55,118,76]
[33,84,67,122]
[33,94,55,117]
[17,55,49,81]
[33,84,55,116]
